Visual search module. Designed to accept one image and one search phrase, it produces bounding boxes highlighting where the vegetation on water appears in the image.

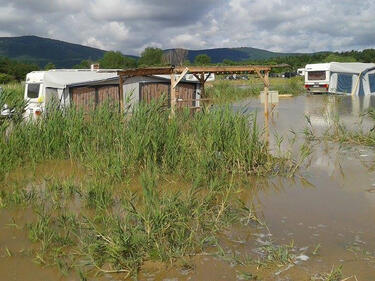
[207,76,304,103]
[310,265,346,281]
[0,99,303,277]
[1,174,249,277]
[318,109,375,147]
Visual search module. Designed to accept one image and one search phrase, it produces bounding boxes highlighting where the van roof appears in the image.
[305,62,375,74]
[26,70,118,88]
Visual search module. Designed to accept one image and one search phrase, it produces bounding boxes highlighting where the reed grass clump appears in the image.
[271,76,304,96]
[322,112,375,146]
[0,100,278,182]
[206,77,304,103]
[206,80,262,102]
[0,100,294,277]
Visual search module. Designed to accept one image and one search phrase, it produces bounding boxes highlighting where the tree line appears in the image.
[1,48,375,84]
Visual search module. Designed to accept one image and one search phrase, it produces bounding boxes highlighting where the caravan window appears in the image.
[308,71,326,80]
[337,74,353,94]
[27,83,40,99]
[369,74,375,93]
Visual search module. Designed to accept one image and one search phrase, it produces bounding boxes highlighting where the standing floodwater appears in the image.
[141,95,375,280]
[1,95,375,281]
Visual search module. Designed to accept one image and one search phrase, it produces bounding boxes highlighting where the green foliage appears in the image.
[0,73,15,84]
[44,62,56,70]
[99,51,137,69]
[0,100,284,181]
[222,59,237,65]
[194,54,211,65]
[0,56,39,81]
[73,59,94,69]
[206,80,262,103]
[0,83,26,123]
[323,54,357,62]
[207,77,304,103]
[138,47,163,66]
[311,265,344,281]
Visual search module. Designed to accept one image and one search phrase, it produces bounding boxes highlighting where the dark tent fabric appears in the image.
[337,73,353,94]
[369,73,375,93]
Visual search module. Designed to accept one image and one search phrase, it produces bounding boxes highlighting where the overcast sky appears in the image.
[0,0,374,55]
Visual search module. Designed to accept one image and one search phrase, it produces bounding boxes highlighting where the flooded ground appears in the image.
[1,94,375,280]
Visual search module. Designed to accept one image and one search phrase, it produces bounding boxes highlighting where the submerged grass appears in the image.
[1,173,248,277]
[320,110,375,146]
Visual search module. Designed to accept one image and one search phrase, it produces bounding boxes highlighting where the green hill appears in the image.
[0,36,136,68]
[0,35,308,68]
[186,47,302,63]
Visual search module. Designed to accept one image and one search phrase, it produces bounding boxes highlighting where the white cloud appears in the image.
[0,0,374,55]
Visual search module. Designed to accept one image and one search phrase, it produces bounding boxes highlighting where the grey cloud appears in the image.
[0,0,374,55]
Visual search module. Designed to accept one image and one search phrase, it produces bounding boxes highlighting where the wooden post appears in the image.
[263,70,270,146]
[119,75,124,113]
[199,73,205,98]
[170,73,176,117]
[264,70,270,118]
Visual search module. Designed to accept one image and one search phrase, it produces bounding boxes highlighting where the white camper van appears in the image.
[305,63,375,95]
[24,69,118,120]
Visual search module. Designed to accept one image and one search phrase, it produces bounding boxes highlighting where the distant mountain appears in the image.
[0,35,136,68]
[185,47,302,63]
[0,35,306,68]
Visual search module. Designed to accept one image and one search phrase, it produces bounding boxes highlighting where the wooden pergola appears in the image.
[117,64,288,116]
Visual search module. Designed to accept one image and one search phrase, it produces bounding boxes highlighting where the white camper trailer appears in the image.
[24,69,118,119]
[305,62,375,95]
[304,63,331,93]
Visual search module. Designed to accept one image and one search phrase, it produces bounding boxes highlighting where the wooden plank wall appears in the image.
[70,85,120,111]
[140,83,170,105]
[97,85,120,107]
[139,82,196,108]
[71,87,96,111]
[176,83,195,108]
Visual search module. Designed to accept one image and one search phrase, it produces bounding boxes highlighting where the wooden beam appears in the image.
[198,73,206,98]
[204,72,212,83]
[193,74,201,81]
[172,67,189,89]
[174,65,272,73]
[117,65,282,77]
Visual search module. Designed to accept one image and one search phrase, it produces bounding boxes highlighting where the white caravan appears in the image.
[304,63,331,93]
[304,62,375,95]
[24,69,118,120]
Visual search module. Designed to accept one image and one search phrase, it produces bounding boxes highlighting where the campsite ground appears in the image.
[1,81,375,281]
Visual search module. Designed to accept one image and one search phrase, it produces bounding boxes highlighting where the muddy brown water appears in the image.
[1,95,375,280]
